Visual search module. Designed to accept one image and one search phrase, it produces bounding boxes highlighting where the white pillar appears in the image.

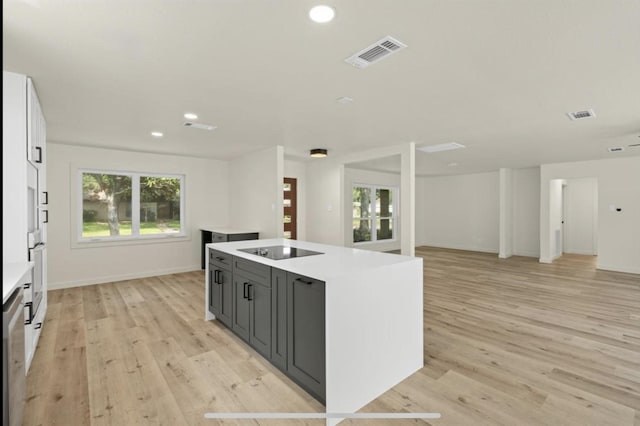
[400,143,415,257]
[499,168,513,258]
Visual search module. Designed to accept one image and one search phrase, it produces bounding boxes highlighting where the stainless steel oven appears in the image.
[3,286,25,426]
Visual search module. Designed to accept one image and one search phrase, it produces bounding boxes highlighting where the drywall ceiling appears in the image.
[3,0,640,175]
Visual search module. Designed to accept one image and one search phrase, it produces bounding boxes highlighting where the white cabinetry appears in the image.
[3,71,48,372]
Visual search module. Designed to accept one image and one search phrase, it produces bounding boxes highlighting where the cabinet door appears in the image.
[271,268,287,370]
[27,77,46,167]
[218,268,233,328]
[287,274,326,402]
[249,281,272,358]
[208,269,221,316]
[232,277,251,342]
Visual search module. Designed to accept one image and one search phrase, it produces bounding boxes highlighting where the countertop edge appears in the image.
[206,239,421,281]
[3,262,34,304]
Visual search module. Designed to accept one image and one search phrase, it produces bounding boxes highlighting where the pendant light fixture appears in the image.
[310,148,328,158]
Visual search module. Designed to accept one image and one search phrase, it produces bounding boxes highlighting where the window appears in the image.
[79,170,184,241]
[352,184,397,243]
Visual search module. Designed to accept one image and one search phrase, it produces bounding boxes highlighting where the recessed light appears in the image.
[337,96,353,104]
[309,5,335,23]
[448,162,458,167]
[184,112,198,120]
[418,142,466,153]
[151,131,163,138]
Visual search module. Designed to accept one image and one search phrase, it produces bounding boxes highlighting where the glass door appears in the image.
[283,177,297,239]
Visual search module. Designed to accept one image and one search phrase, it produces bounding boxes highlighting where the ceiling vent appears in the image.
[417,142,466,153]
[607,147,624,153]
[344,36,407,69]
[567,109,596,121]
[183,121,217,131]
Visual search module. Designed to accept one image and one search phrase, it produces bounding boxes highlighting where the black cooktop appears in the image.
[238,245,324,260]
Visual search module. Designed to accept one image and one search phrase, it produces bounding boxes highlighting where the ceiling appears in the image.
[4,0,640,175]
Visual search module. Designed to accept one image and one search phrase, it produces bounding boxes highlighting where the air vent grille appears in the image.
[607,147,624,153]
[567,109,596,121]
[417,142,466,153]
[183,121,217,131]
[345,36,407,69]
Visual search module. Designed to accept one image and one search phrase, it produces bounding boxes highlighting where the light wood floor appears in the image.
[24,248,640,425]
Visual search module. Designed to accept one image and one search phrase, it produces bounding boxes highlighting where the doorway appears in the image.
[562,178,598,256]
[549,177,598,261]
[284,177,297,239]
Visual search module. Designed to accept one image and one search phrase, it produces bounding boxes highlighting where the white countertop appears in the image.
[207,238,419,281]
[3,262,33,304]
[200,227,259,234]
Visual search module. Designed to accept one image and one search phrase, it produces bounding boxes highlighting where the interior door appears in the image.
[283,177,297,239]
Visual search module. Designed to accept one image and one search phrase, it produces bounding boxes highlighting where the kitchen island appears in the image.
[204,238,423,425]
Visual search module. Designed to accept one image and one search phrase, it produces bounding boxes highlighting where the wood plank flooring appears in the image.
[24,248,640,425]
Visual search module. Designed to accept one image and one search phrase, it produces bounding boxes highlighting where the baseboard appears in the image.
[596,263,640,275]
[513,250,540,258]
[420,243,498,254]
[48,265,202,290]
[564,249,597,256]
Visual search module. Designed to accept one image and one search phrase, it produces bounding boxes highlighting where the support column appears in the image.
[400,143,415,257]
[499,168,513,258]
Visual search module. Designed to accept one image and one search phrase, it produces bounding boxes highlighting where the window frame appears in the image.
[352,183,398,245]
[77,168,186,244]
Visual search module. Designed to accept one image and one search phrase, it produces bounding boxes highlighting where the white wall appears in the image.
[305,159,343,246]
[415,177,428,247]
[284,159,307,241]
[47,143,229,288]
[417,171,500,253]
[229,146,283,239]
[540,157,640,274]
[564,177,598,255]
[343,167,401,252]
[512,167,540,257]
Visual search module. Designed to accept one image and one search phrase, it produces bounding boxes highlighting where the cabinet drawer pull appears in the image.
[43,209,49,223]
[34,322,42,330]
[247,284,253,301]
[35,146,43,163]
[24,282,32,289]
[42,191,48,205]
[216,256,225,262]
[24,302,33,325]
[213,270,220,284]
[243,282,249,299]
[295,277,314,285]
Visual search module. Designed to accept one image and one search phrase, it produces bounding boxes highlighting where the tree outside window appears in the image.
[353,185,396,243]
[81,170,184,239]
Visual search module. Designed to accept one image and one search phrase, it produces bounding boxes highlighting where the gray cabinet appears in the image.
[231,257,272,358]
[201,230,259,269]
[287,273,326,402]
[209,249,233,327]
[271,268,288,370]
[207,253,326,404]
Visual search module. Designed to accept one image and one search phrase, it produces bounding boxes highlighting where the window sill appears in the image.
[354,239,397,246]
[73,233,190,249]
